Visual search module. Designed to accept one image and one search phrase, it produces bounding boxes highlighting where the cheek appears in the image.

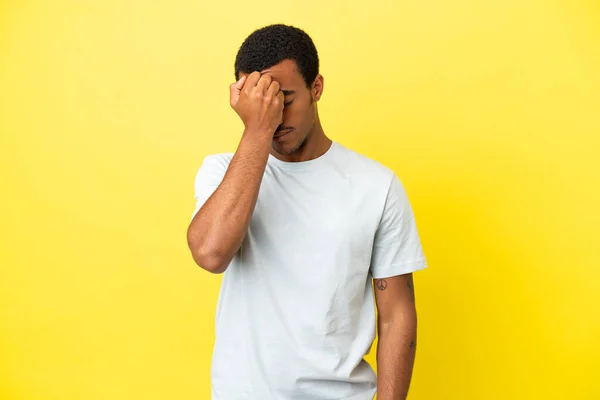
[283,99,313,128]
[288,104,312,126]
[283,107,301,124]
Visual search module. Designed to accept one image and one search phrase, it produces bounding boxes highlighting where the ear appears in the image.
[311,74,324,102]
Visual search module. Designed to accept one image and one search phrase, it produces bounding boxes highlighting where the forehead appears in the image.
[243,59,305,88]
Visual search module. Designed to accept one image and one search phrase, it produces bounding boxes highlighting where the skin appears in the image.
[186,57,418,398]
[238,59,332,162]
[374,273,418,399]
[186,58,330,274]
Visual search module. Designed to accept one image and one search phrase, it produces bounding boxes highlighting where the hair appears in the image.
[234,24,319,88]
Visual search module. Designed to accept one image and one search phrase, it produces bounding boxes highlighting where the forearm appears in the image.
[376,310,418,399]
[187,130,271,273]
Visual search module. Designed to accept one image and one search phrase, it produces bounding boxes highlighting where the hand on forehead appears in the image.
[240,60,302,89]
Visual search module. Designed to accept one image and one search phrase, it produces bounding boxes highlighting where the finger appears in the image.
[256,74,272,93]
[274,90,285,112]
[244,71,262,92]
[266,80,281,97]
[230,76,247,102]
[231,75,247,91]
[276,90,284,105]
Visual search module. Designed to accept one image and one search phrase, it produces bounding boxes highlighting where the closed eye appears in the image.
[284,100,294,106]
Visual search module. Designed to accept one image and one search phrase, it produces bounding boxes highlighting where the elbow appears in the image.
[192,249,229,274]
[378,307,418,333]
[186,220,236,273]
[187,235,229,274]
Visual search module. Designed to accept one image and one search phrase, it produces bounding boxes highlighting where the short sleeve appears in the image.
[369,173,428,279]
[190,155,229,222]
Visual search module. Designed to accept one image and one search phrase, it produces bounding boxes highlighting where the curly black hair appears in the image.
[234,24,319,88]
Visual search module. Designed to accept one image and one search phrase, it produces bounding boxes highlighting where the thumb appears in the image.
[230,75,247,108]
[232,75,247,91]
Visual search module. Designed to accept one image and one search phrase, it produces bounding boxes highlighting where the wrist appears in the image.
[242,127,275,142]
[239,129,273,152]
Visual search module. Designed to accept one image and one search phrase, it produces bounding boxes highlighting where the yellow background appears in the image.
[1,0,599,399]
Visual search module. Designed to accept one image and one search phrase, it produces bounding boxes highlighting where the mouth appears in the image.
[273,128,293,140]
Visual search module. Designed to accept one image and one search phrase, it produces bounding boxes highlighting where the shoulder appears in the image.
[201,152,234,168]
[193,152,234,185]
[332,141,396,185]
[195,152,234,174]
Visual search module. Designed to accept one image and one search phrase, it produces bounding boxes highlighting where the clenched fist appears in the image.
[230,72,284,137]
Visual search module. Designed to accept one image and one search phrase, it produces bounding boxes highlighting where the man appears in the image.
[187,24,427,400]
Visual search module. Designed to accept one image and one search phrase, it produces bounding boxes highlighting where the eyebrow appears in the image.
[281,90,295,96]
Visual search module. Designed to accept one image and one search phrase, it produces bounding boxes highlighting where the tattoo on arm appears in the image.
[407,275,415,304]
[376,279,388,290]
[374,275,415,304]
[409,338,417,349]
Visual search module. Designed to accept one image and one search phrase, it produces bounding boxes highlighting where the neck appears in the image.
[271,121,332,163]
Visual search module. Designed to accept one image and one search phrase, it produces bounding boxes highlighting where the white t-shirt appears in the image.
[191,140,427,400]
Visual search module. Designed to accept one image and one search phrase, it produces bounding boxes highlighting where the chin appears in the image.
[272,142,294,156]
[273,136,305,156]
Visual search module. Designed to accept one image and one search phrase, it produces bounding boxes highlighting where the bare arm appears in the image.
[186,72,283,273]
[186,132,270,273]
[374,273,418,399]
